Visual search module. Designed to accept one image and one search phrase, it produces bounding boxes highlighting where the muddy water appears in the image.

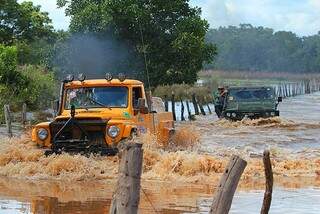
[194,92,320,159]
[0,93,320,213]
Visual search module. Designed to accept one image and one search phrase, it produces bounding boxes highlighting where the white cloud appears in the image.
[191,0,320,36]
[309,0,320,8]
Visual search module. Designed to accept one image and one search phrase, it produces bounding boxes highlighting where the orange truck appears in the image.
[32,73,174,155]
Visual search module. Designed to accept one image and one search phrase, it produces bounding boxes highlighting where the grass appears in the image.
[199,70,320,87]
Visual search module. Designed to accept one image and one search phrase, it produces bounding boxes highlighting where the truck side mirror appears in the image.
[138,98,149,114]
[278,97,283,102]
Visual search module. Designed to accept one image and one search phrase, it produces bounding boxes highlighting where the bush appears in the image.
[18,65,57,109]
[0,65,57,122]
[153,83,213,103]
[0,45,57,122]
[0,45,22,86]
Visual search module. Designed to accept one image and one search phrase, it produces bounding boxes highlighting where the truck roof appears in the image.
[65,79,144,87]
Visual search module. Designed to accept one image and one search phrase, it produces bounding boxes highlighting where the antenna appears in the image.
[139,22,151,91]
[138,20,156,132]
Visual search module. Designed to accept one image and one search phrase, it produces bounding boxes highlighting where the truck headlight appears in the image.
[232,113,237,117]
[37,128,48,140]
[108,126,120,138]
[270,112,275,116]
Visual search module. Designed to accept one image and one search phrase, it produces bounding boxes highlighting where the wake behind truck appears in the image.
[221,86,282,121]
[32,73,174,155]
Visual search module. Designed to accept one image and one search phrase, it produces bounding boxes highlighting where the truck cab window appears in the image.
[132,87,143,108]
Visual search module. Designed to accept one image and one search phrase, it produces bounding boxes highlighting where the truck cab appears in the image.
[32,74,174,155]
[223,86,282,120]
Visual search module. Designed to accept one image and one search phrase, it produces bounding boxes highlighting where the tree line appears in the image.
[205,24,320,73]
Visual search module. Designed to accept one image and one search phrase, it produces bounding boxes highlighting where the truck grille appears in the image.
[49,118,108,146]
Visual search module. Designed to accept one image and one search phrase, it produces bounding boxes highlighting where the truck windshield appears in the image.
[65,87,128,109]
[230,88,274,100]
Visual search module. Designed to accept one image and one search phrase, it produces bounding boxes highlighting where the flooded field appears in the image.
[0,92,319,213]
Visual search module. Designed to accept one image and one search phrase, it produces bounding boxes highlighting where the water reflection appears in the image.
[0,176,320,213]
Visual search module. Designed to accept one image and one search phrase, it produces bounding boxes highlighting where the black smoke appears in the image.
[52,33,143,80]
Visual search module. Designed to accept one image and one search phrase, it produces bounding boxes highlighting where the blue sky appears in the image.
[19,0,320,36]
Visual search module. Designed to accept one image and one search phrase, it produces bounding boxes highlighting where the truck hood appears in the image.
[58,108,133,121]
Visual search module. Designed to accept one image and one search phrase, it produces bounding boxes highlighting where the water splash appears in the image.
[0,131,318,183]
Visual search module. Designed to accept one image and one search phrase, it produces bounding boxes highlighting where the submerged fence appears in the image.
[275,79,320,98]
[163,93,214,121]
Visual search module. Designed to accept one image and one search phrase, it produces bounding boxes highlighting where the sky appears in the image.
[19,0,320,36]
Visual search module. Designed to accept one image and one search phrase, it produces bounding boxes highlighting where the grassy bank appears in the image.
[199,70,320,87]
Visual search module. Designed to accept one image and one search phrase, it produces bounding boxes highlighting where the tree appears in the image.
[1,0,57,66]
[57,0,216,86]
[1,0,55,45]
[0,44,19,85]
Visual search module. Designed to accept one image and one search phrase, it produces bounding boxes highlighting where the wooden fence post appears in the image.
[4,105,13,138]
[192,94,199,115]
[180,99,185,121]
[199,102,206,116]
[171,92,176,121]
[210,155,247,214]
[260,150,273,214]
[186,100,192,120]
[306,80,311,94]
[284,84,288,97]
[110,143,143,214]
[207,104,212,114]
[21,103,27,126]
[164,95,168,112]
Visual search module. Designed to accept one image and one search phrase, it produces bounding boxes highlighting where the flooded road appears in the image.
[0,92,319,213]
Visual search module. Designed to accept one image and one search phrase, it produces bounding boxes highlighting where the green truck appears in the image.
[219,86,282,120]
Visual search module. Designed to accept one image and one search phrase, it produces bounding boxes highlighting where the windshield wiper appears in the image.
[87,97,112,110]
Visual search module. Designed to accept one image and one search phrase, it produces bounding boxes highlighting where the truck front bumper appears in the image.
[46,139,118,156]
[224,110,279,120]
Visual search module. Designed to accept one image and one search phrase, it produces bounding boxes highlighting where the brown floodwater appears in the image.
[0,92,320,213]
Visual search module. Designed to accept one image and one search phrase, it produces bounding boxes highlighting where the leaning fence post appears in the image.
[164,95,169,112]
[4,105,13,138]
[180,99,185,121]
[210,155,247,214]
[207,104,212,114]
[205,97,212,114]
[260,150,273,214]
[171,92,176,121]
[192,94,199,115]
[186,100,192,120]
[199,102,206,116]
[21,103,27,126]
[110,143,143,214]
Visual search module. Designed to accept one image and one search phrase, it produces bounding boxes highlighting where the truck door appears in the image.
[132,86,151,134]
[132,87,143,114]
